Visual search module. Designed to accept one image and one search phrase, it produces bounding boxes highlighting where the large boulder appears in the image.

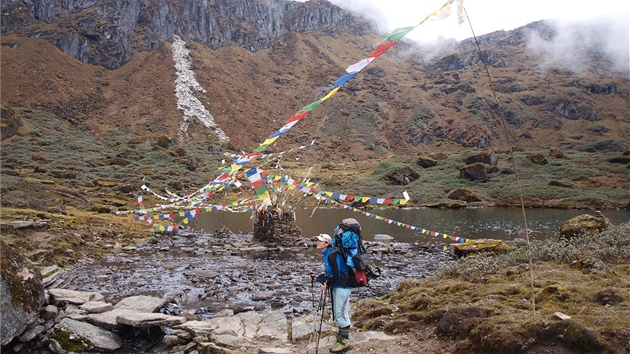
[526,152,548,165]
[549,147,566,158]
[559,213,610,239]
[51,318,123,352]
[423,200,468,209]
[464,150,497,166]
[1,241,46,346]
[387,166,420,185]
[459,162,488,181]
[417,156,438,168]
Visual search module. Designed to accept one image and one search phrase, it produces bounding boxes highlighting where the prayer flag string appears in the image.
[119,0,467,238]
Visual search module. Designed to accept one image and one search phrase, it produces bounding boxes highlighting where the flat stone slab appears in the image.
[0,219,51,229]
[80,301,114,314]
[183,269,220,278]
[48,289,104,305]
[174,320,218,337]
[256,311,288,341]
[56,318,122,352]
[116,312,186,328]
[212,333,252,349]
[88,309,136,330]
[43,270,64,287]
[206,316,245,337]
[113,295,167,312]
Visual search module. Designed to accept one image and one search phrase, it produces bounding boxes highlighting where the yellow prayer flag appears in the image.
[322,87,340,101]
[262,136,279,146]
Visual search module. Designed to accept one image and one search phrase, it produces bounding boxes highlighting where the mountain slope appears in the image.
[1,0,629,166]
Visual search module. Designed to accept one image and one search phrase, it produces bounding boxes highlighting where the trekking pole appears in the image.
[315,288,327,354]
[310,272,315,308]
[329,287,335,321]
[308,289,324,352]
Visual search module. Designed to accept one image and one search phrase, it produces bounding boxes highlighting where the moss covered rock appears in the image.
[448,188,482,202]
[452,239,517,258]
[0,240,45,346]
[559,214,610,239]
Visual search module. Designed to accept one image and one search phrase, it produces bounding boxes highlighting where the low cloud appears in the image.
[526,13,629,74]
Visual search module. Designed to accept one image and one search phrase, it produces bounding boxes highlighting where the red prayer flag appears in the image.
[369,41,397,58]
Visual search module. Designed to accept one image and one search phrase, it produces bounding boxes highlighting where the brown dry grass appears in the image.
[351,224,630,353]
[0,206,153,267]
[2,27,629,165]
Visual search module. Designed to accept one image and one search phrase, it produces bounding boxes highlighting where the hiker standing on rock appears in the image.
[313,233,353,352]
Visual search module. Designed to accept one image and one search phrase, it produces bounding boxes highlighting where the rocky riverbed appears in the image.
[53,228,456,320]
[3,227,457,354]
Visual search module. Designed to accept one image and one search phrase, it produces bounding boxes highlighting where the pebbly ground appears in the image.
[55,228,456,320]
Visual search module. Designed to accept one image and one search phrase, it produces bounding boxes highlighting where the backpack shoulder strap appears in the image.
[333,239,347,259]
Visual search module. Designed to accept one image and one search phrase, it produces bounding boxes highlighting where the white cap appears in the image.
[315,234,332,244]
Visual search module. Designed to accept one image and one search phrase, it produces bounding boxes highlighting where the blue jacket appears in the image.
[322,247,352,288]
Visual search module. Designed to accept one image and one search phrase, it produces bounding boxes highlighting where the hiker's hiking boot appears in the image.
[330,335,349,353]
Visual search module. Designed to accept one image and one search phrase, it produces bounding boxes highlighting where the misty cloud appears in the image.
[526,13,628,74]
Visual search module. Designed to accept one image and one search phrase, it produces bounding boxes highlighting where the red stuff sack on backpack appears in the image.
[352,269,368,287]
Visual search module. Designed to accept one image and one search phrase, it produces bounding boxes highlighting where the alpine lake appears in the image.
[61,208,629,321]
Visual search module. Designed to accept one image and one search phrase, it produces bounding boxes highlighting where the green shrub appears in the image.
[440,222,630,278]
[0,190,51,210]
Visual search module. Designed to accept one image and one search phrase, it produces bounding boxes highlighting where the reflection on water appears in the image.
[190,208,629,244]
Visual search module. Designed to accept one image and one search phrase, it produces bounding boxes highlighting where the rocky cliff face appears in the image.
[1,0,374,69]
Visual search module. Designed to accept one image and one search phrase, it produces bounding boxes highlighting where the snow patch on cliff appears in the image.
[171,35,229,142]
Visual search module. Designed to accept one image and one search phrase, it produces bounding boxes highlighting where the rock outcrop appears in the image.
[4,286,395,353]
[2,0,375,69]
[0,241,46,347]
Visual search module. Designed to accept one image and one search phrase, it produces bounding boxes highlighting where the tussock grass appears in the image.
[440,222,630,278]
[353,225,630,353]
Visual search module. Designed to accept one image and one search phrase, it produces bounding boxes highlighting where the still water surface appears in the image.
[189,208,629,245]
